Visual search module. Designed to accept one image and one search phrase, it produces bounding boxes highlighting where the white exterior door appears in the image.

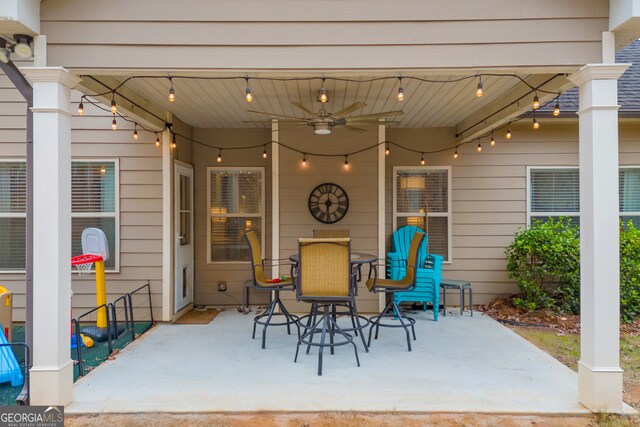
[174,162,194,313]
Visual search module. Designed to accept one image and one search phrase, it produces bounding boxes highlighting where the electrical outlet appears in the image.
[217,281,227,292]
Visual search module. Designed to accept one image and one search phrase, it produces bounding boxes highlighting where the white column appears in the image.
[21,67,81,406]
[271,119,280,276]
[569,63,629,413]
[377,121,386,311]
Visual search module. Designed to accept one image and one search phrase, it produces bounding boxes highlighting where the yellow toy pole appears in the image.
[95,260,107,328]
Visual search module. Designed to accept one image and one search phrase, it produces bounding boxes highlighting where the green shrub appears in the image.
[620,221,640,322]
[505,218,640,321]
[505,217,580,313]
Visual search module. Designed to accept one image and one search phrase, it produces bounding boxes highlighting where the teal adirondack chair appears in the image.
[387,226,444,320]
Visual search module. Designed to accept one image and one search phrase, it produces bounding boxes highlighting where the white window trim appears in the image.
[619,165,640,220]
[71,158,120,274]
[526,165,579,227]
[206,166,265,264]
[0,159,26,273]
[392,165,453,263]
[526,165,640,226]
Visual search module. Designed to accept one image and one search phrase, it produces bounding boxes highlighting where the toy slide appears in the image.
[0,323,22,386]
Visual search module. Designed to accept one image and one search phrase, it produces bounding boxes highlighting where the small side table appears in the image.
[440,279,473,316]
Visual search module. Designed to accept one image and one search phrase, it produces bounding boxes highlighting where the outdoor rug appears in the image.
[174,309,220,324]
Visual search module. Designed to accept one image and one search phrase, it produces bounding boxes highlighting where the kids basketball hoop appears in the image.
[71,254,103,277]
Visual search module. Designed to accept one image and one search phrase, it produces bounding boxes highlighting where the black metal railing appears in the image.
[71,281,155,381]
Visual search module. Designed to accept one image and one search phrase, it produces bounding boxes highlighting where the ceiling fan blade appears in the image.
[332,102,366,118]
[342,125,368,133]
[242,120,306,124]
[291,102,316,116]
[346,110,404,121]
[246,110,307,120]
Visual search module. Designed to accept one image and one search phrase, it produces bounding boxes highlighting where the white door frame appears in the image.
[174,161,194,313]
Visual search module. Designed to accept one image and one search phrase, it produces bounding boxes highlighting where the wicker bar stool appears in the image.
[293,237,360,375]
[366,231,425,351]
[244,231,299,349]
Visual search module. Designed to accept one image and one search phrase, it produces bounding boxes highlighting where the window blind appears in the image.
[0,163,26,270]
[530,168,579,214]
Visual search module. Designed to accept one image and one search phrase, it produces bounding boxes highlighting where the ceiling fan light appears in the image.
[317,87,328,104]
[13,35,33,59]
[314,122,331,135]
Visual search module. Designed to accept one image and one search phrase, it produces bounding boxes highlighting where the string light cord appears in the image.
[80,72,564,96]
[76,71,568,162]
[455,74,563,138]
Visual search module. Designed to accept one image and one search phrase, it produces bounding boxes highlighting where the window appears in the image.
[0,162,26,271]
[71,161,119,270]
[0,160,119,272]
[393,166,452,261]
[207,167,264,262]
[619,167,640,228]
[527,166,640,227]
[528,167,580,225]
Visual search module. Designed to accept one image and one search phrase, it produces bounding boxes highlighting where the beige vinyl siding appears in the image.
[72,92,165,320]
[41,0,606,70]
[278,125,379,313]
[387,122,640,305]
[0,66,166,320]
[192,128,272,307]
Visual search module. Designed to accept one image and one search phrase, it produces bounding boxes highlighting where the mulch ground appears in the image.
[479,296,640,336]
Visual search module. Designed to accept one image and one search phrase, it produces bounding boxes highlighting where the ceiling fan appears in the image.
[245,101,403,135]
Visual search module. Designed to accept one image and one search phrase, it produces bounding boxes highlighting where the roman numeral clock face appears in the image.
[308,183,349,224]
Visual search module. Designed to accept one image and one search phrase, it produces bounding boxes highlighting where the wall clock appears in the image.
[308,183,349,224]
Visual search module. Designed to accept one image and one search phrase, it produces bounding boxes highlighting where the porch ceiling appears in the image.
[85,71,568,132]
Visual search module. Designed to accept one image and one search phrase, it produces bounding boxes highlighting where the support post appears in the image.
[378,121,386,312]
[21,67,81,406]
[569,63,629,413]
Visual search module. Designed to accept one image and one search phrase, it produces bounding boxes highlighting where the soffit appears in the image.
[99,72,542,130]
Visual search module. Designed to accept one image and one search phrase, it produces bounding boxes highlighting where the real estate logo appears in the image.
[0,406,63,427]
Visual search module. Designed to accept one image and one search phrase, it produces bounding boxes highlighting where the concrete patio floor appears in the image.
[68,309,592,414]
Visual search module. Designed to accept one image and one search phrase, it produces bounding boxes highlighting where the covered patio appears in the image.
[68,310,594,414]
[3,0,640,415]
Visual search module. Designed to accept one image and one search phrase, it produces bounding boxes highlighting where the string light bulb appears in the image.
[302,154,307,167]
[110,96,117,114]
[533,94,540,110]
[344,156,349,169]
[477,143,482,152]
[155,134,160,147]
[454,149,459,159]
[476,75,483,97]
[171,133,177,149]
[318,78,328,103]
[397,77,405,101]
[533,117,540,129]
[217,150,222,163]
[111,115,117,131]
[385,143,390,155]
[133,125,139,141]
[506,128,512,139]
[262,145,267,159]
[78,100,84,115]
[245,78,253,103]
[168,78,176,102]
[490,134,496,146]
[100,166,106,175]
[553,100,560,117]
[420,153,425,165]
